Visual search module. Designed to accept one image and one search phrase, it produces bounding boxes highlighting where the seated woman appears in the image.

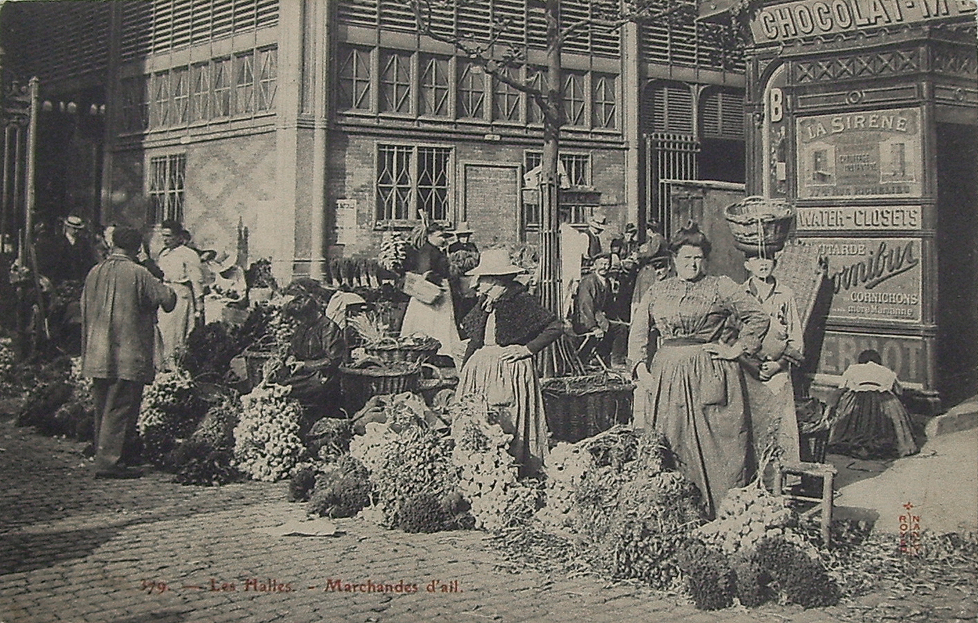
[457,249,564,476]
[274,288,348,421]
[828,349,919,459]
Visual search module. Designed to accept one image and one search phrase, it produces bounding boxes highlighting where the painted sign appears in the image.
[335,199,358,246]
[816,331,928,386]
[797,108,923,199]
[751,0,976,43]
[812,237,922,322]
[796,205,922,230]
[763,65,789,198]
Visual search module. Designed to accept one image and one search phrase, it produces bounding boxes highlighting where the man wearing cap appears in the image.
[584,215,606,261]
[447,222,480,326]
[572,252,621,367]
[82,227,176,478]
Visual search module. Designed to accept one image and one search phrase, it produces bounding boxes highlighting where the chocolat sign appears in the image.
[797,109,923,199]
[812,237,922,322]
[751,0,976,43]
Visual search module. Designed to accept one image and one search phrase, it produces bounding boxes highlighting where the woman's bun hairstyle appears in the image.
[668,220,712,257]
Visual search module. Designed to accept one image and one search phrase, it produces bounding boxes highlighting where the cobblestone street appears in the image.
[1,415,973,623]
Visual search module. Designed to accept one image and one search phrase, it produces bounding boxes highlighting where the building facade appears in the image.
[0,0,745,281]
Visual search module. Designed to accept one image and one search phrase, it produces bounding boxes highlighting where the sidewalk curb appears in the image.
[925,396,978,438]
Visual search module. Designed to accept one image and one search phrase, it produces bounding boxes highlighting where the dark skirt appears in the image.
[640,342,756,519]
[828,390,919,459]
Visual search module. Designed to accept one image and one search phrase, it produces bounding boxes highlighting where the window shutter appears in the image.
[647,82,693,135]
[700,88,744,140]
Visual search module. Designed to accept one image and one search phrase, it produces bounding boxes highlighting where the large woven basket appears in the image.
[724,196,795,255]
[363,337,441,365]
[340,360,420,414]
[541,375,635,443]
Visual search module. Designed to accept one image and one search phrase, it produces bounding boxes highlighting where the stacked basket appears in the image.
[724,196,795,256]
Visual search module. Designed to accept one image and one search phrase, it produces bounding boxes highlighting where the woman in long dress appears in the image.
[156,220,204,369]
[400,221,464,366]
[457,249,564,476]
[828,349,919,459]
[628,223,770,518]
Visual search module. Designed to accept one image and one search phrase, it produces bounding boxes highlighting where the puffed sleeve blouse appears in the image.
[628,274,770,367]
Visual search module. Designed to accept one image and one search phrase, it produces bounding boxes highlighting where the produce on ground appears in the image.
[233,382,305,482]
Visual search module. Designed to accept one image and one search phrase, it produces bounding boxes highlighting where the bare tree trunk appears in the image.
[535,0,583,379]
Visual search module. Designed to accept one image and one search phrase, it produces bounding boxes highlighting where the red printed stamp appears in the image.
[899,502,921,555]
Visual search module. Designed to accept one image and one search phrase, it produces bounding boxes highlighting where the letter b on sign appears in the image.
[769,88,784,123]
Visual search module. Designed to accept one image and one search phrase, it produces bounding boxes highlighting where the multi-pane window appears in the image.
[380,50,412,113]
[419,54,450,117]
[234,52,255,115]
[257,47,277,111]
[335,46,620,131]
[191,63,210,122]
[523,151,592,227]
[152,71,171,128]
[592,73,617,129]
[118,46,276,135]
[457,61,485,119]
[172,67,189,124]
[212,57,231,118]
[493,67,521,122]
[376,144,452,222]
[149,154,186,223]
[563,71,587,126]
[119,75,148,133]
[338,46,371,111]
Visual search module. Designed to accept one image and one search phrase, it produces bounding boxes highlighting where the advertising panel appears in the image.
[812,237,922,323]
[751,0,976,43]
[797,108,923,199]
[796,205,922,230]
[816,331,928,386]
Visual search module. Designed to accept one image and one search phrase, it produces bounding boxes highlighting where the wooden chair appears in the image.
[773,461,837,546]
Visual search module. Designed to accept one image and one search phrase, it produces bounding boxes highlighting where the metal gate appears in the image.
[0,78,37,257]
[644,132,699,237]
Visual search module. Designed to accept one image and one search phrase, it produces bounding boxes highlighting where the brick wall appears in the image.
[328,131,627,258]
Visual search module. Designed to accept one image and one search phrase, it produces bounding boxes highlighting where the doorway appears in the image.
[936,123,978,407]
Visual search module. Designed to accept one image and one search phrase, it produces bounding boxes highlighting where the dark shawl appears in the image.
[460,284,562,365]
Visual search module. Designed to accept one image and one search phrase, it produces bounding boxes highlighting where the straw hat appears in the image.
[453,221,474,236]
[64,215,86,230]
[587,215,607,230]
[466,248,525,277]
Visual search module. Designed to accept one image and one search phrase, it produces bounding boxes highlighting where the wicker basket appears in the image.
[340,360,420,414]
[541,375,635,443]
[796,396,835,463]
[363,337,441,365]
[241,347,278,390]
[724,196,795,255]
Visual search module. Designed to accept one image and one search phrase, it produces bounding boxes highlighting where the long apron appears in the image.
[158,282,195,369]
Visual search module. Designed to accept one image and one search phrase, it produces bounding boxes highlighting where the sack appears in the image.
[402,272,442,304]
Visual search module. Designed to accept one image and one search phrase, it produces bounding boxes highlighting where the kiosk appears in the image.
[743,0,977,412]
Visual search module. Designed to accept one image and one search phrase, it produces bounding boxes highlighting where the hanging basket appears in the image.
[541,374,635,443]
[724,196,795,255]
[339,359,420,414]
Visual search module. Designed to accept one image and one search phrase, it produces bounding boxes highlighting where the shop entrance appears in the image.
[936,123,978,407]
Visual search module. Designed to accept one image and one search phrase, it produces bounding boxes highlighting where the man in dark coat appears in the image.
[49,216,98,284]
[82,227,176,479]
[572,253,621,366]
